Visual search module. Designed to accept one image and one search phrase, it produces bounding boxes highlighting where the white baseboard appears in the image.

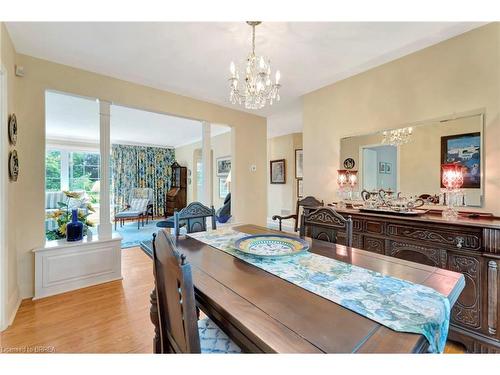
[1,287,21,331]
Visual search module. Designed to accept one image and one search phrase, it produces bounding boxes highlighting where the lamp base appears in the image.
[442,206,459,220]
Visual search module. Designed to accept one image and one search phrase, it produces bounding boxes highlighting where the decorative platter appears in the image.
[358,207,428,216]
[8,113,17,146]
[233,234,309,258]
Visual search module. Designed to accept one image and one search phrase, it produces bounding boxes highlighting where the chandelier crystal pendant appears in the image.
[228,21,281,110]
[381,127,413,146]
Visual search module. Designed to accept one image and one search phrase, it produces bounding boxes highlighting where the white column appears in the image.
[201,121,212,206]
[98,100,113,239]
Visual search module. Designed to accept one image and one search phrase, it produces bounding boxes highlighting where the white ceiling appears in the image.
[45,91,230,148]
[8,22,485,135]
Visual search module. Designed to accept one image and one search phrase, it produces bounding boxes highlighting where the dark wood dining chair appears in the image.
[300,207,353,247]
[272,195,324,232]
[152,230,241,353]
[173,201,216,237]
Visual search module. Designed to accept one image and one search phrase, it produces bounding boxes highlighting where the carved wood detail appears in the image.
[448,254,481,329]
[488,260,498,335]
[484,229,500,254]
[150,287,161,354]
[388,241,447,268]
[387,224,481,250]
[306,209,347,228]
[363,237,385,254]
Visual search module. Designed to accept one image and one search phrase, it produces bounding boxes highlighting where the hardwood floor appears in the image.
[0,248,154,353]
[0,247,466,353]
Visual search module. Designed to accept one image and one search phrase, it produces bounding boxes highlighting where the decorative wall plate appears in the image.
[233,234,309,257]
[9,150,19,182]
[8,113,17,146]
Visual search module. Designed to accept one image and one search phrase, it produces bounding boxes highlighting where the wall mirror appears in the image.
[340,112,484,207]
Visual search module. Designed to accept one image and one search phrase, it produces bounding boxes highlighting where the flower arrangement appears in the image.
[45,191,96,241]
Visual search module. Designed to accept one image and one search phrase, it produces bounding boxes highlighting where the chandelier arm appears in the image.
[252,24,256,55]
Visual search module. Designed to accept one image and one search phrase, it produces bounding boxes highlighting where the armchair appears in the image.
[272,195,324,232]
[114,188,154,230]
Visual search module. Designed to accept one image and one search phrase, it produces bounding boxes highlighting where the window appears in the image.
[45,150,61,191]
[45,149,101,203]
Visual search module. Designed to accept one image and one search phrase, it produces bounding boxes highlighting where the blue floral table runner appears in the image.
[188,227,451,353]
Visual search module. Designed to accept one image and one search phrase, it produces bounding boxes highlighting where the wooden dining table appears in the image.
[142,224,465,353]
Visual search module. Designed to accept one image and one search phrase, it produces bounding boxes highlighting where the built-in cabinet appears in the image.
[331,208,500,353]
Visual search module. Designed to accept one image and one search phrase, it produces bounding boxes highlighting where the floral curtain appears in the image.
[112,144,175,217]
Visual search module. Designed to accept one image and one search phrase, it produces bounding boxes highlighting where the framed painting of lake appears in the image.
[441,132,481,189]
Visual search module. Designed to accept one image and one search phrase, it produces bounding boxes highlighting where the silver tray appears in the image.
[358,207,428,216]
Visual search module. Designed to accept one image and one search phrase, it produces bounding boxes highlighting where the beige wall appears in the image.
[1,23,21,327]
[340,114,483,205]
[8,50,266,298]
[175,130,232,209]
[303,23,500,214]
[267,133,303,217]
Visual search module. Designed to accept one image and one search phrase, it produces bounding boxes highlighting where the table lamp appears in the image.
[441,163,464,220]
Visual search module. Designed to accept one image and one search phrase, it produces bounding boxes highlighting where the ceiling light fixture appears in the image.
[228,21,281,110]
[382,127,413,146]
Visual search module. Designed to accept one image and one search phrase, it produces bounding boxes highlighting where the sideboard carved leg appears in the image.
[150,287,161,353]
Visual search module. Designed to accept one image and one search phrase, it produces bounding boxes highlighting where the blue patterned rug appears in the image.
[114,220,162,249]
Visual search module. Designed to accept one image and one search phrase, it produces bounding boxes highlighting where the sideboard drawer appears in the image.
[386,223,482,251]
[365,220,385,234]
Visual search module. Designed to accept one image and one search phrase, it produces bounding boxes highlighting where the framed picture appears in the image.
[378,162,386,174]
[8,113,17,146]
[385,162,392,174]
[297,179,303,198]
[295,149,303,179]
[441,132,481,188]
[270,159,286,184]
[219,178,229,199]
[216,156,231,177]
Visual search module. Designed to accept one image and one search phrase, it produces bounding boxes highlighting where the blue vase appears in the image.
[66,209,83,242]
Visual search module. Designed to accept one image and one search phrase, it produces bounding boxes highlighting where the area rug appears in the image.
[114,220,162,249]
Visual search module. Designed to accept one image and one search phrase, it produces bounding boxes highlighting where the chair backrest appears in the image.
[300,207,353,247]
[129,188,154,204]
[152,231,201,353]
[294,196,324,232]
[174,202,216,236]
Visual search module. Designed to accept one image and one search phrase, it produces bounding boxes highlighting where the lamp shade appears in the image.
[348,170,358,187]
[225,170,231,184]
[441,163,464,189]
[337,169,348,187]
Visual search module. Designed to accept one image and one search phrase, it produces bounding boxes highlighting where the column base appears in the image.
[98,222,113,239]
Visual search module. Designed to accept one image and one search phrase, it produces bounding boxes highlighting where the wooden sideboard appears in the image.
[323,208,500,353]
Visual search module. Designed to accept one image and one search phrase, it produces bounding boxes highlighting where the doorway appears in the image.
[361,145,398,192]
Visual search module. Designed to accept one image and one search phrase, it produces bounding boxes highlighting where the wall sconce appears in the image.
[441,163,464,220]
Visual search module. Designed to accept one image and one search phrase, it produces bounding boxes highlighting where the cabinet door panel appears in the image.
[448,253,482,329]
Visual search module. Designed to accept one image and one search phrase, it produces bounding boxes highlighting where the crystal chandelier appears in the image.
[228,21,281,110]
[381,127,413,146]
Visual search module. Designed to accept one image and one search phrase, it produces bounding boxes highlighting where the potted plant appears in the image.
[45,191,96,241]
